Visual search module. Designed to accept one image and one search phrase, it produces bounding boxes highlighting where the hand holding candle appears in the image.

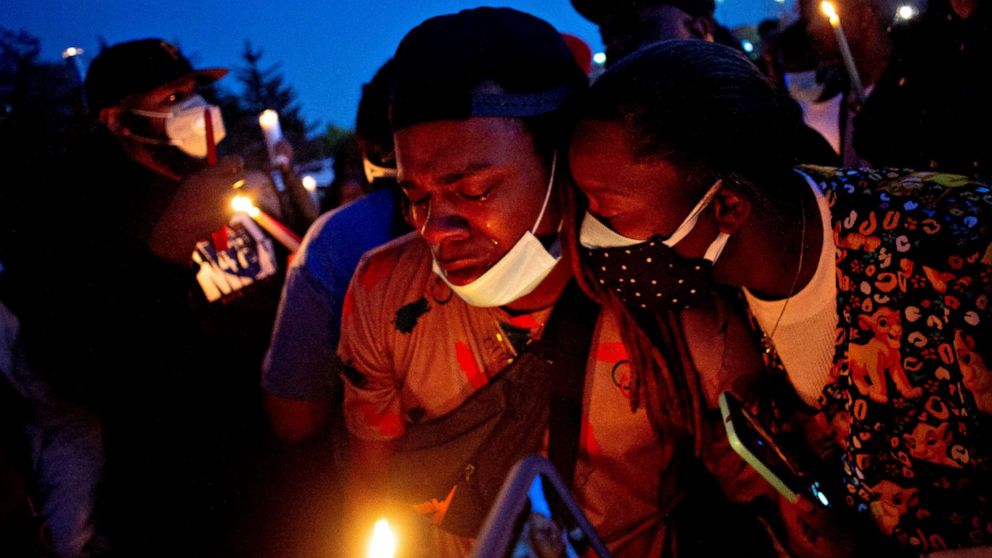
[819,1,866,104]
[231,194,301,252]
[149,156,244,264]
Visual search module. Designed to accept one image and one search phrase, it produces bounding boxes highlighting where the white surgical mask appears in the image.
[580,179,729,263]
[131,95,226,158]
[432,153,561,308]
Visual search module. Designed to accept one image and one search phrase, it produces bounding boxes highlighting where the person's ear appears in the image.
[689,16,715,42]
[712,187,752,234]
[99,106,126,135]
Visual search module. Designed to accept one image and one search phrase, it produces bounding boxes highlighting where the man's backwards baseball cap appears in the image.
[85,38,228,112]
[390,7,588,131]
[571,0,716,22]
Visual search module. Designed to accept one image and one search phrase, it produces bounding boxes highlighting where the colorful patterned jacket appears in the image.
[801,166,992,552]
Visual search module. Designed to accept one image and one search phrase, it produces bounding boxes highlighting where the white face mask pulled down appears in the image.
[431,153,561,308]
[130,94,226,158]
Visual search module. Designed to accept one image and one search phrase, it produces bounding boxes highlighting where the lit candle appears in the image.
[820,1,866,103]
[301,175,317,193]
[301,174,319,205]
[231,195,301,252]
[258,109,289,167]
[368,518,397,558]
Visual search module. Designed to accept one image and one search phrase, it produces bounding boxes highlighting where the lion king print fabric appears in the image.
[785,166,992,551]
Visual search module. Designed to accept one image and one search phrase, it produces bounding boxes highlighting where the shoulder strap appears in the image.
[540,281,600,488]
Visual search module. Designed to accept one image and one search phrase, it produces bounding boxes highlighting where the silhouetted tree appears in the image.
[220,40,318,167]
[1,27,85,267]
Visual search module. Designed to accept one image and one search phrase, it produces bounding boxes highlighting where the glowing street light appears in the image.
[61,46,88,111]
[61,46,83,59]
[592,52,607,65]
[896,4,918,20]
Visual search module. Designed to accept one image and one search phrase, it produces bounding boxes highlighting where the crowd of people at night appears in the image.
[1,0,989,557]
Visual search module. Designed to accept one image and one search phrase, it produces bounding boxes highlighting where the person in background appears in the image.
[253,60,411,557]
[0,297,102,558]
[804,0,897,165]
[766,0,850,156]
[568,39,991,555]
[262,58,409,445]
[338,8,799,557]
[320,136,368,213]
[9,38,286,557]
[570,0,839,167]
[854,0,991,177]
[570,0,743,66]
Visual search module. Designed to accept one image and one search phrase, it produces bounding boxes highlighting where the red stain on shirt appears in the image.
[580,415,601,457]
[359,402,404,438]
[359,255,394,291]
[455,341,488,389]
[342,286,355,323]
[507,314,541,331]
[594,342,629,363]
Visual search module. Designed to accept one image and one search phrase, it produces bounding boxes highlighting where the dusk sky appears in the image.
[7,0,796,130]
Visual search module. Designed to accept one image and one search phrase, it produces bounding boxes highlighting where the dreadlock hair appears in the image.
[563,39,811,454]
[561,170,709,456]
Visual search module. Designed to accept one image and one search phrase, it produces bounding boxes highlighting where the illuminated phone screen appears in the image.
[720,391,834,507]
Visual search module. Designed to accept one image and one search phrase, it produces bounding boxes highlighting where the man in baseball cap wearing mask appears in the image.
[13,39,283,555]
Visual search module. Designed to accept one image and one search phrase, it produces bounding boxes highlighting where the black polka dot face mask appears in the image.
[579,180,729,312]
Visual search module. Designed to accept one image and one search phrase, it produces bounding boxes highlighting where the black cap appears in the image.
[356,59,396,169]
[571,0,716,22]
[390,7,588,131]
[85,38,227,112]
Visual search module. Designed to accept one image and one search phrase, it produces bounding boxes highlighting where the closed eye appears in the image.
[460,184,495,202]
[407,193,430,207]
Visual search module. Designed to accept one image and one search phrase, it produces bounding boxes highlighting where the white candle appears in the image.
[258,109,289,167]
[231,195,301,252]
[301,174,319,206]
[820,1,866,103]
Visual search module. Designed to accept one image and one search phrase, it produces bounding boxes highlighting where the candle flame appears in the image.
[258,109,280,129]
[820,1,841,25]
[302,175,317,192]
[368,519,397,558]
[231,195,260,217]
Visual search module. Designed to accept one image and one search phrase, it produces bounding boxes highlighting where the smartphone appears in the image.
[719,391,833,508]
[470,456,613,558]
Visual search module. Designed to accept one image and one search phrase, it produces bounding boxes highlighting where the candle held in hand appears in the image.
[258,109,288,167]
[231,195,301,252]
[819,0,866,103]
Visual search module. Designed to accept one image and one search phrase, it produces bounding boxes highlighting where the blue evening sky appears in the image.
[6,0,796,129]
